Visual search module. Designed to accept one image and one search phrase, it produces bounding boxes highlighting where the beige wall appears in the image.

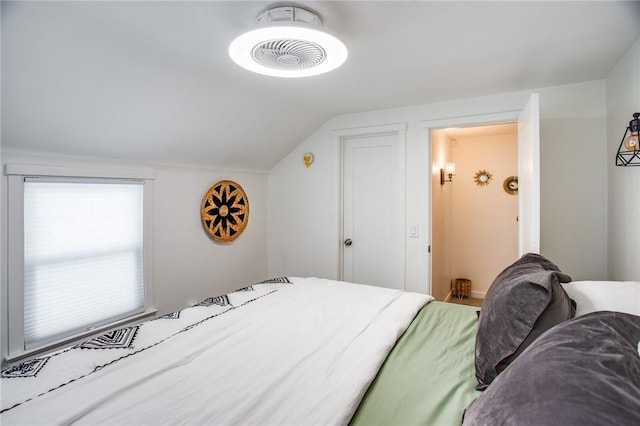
[451,132,518,297]
[430,130,453,300]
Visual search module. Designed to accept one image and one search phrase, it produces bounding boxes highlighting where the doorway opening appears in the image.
[431,123,518,302]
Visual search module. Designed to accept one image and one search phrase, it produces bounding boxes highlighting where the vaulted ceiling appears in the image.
[2,1,639,172]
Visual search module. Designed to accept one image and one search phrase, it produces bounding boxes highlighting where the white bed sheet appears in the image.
[562,280,640,316]
[1,277,431,425]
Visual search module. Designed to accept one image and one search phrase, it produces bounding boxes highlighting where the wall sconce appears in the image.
[440,163,456,185]
[616,112,640,166]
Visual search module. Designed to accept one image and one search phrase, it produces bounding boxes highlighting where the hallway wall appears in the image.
[451,132,518,297]
[430,130,453,301]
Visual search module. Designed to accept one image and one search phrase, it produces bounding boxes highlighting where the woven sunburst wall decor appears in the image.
[201,180,249,242]
[474,169,493,187]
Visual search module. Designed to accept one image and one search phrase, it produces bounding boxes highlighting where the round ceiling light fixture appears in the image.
[228,5,348,78]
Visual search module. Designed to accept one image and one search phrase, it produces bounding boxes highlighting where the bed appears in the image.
[1,276,481,425]
[2,255,639,425]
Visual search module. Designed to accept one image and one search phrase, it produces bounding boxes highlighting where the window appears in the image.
[5,165,154,360]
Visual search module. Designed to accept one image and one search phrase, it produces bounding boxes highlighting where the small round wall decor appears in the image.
[474,170,493,187]
[503,176,519,195]
[303,152,314,168]
[201,180,249,242]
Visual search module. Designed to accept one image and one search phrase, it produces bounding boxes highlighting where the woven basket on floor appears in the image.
[453,278,472,298]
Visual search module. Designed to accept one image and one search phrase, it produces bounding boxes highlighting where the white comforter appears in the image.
[1,277,431,425]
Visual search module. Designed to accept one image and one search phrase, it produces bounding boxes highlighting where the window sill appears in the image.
[4,308,158,367]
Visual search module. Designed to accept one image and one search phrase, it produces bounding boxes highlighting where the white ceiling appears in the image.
[2,1,639,172]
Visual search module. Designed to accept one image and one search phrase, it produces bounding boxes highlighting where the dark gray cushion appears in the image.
[464,311,640,426]
[474,253,573,390]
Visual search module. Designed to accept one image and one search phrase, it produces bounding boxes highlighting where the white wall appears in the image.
[1,152,269,316]
[606,38,640,281]
[451,133,518,297]
[268,80,609,293]
[538,84,608,278]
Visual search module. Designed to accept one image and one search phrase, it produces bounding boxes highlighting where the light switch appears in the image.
[409,224,419,238]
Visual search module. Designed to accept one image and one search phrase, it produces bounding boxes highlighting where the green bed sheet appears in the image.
[350,301,481,426]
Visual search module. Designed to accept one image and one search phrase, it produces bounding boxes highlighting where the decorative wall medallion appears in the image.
[503,176,519,195]
[474,170,493,186]
[303,152,314,168]
[201,180,250,242]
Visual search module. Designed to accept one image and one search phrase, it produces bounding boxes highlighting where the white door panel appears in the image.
[342,132,405,289]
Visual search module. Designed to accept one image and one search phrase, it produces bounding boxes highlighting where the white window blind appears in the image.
[23,179,145,349]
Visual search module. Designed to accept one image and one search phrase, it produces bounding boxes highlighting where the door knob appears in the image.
[344,238,353,246]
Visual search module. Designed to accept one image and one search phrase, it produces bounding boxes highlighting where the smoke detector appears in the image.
[228,5,348,78]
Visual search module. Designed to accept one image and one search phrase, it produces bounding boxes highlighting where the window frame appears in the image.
[4,164,155,363]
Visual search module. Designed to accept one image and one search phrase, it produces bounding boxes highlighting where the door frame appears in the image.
[421,105,538,295]
[333,123,407,284]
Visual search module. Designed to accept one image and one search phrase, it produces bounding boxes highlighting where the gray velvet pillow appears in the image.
[474,253,573,390]
[464,311,640,426]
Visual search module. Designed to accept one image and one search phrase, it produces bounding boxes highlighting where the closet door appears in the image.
[341,125,406,290]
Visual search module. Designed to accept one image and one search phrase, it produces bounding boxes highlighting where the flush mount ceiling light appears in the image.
[228,5,348,78]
